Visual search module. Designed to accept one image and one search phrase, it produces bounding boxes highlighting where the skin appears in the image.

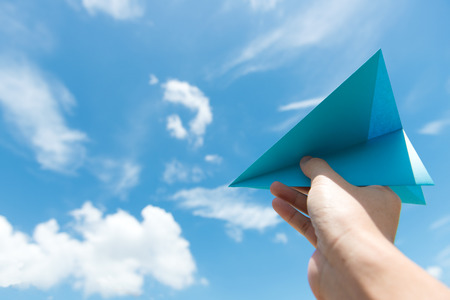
[270,156,450,300]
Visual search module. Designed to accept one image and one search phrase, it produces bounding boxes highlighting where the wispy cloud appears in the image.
[430,215,450,231]
[0,202,197,297]
[270,114,303,132]
[0,2,54,51]
[172,185,280,242]
[80,0,145,20]
[0,58,87,173]
[148,74,159,85]
[271,97,323,132]
[426,266,443,280]
[436,246,450,268]
[205,154,223,164]
[247,0,282,11]
[278,97,322,112]
[163,159,204,184]
[219,0,387,78]
[91,158,141,199]
[419,118,450,135]
[273,232,288,244]
[162,79,213,147]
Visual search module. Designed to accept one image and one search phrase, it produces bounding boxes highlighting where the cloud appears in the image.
[426,266,443,280]
[172,185,280,242]
[419,118,450,135]
[91,159,141,198]
[273,232,288,244]
[163,160,204,184]
[247,0,281,11]
[148,74,159,85]
[81,0,145,20]
[162,80,213,147]
[204,154,223,164]
[220,0,385,77]
[0,202,197,297]
[430,215,450,231]
[270,114,303,132]
[0,2,54,51]
[278,97,323,112]
[167,114,189,139]
[0,59,87,173]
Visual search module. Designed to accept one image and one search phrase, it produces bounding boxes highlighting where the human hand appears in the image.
[270,157,402,299]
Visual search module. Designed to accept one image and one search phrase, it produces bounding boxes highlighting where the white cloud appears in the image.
[426,266,443,280]
[167,114,189,139]
[0,202,197,297]
[91,159,141,199]
[0,59,87,173]
[278,97,323,112]
[199,277,209,286]
[247,0,281,11]
[273,232,288,244]
[430,215,450,231]
[148,74,159,85]
[270,114,303,132]
[220,0,386,77]
[163,160,204,184]
[172,185,280,242]
[81,0,145,20]
[419,118,450,135]
[204,154,223,164]
[0,3,53,51]
[162,79,213,147]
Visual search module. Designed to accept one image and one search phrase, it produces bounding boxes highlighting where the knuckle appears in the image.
[298,218,311,235]
[369,185,402,209]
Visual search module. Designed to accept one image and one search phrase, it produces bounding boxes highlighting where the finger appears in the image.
[270,181,308,215]
[292,186,310,195]
[272,198,317,247]
[300,156,348,187]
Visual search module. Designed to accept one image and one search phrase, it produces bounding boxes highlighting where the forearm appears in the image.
[334,232,450,300]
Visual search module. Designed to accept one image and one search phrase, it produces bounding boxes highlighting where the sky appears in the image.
[0,0,449,299]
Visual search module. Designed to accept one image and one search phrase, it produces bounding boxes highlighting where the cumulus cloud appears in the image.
[278,97,323,112]
[167,114,189,139]
[204,154,223,164]
[0,202,197,297]
[419,118,450,135]
[81,0,145,20]
[148,74,159,85]
[163,160,204,184]
[0,59,87,173]
[91,159,141,198]
[162,80,213,147]
[172,185,280,242]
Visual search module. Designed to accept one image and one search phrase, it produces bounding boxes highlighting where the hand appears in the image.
[270,157,402,299]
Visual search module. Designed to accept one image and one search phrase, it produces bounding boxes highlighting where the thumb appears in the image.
[300,156,348,187]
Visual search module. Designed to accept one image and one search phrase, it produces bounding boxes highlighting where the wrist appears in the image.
[328,231,450,300]
[324,229,397,298]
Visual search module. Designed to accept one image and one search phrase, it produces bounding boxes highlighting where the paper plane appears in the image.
[229,50,433,205]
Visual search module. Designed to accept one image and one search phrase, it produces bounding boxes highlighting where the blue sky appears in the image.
[0,0,449,299]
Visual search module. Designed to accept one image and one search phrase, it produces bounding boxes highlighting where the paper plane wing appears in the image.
[229,50,433,205]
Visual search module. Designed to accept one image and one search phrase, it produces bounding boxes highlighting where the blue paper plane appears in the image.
[229,50,433,205]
